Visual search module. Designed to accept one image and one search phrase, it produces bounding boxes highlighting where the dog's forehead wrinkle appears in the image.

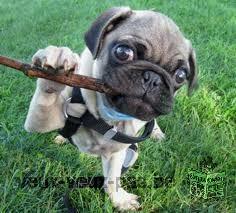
[133,11,181,37]
[161,52,186,72]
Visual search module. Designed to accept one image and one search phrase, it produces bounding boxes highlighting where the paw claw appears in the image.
[41,57,47,68]
[64,59,69,71]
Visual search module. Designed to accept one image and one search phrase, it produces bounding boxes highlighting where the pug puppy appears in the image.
[24,7,197,211]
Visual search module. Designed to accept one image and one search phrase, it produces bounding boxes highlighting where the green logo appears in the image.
[188,169,225,199]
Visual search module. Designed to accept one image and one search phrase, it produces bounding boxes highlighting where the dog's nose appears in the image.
[143,71,161,89]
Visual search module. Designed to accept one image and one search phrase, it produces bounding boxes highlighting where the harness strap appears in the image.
[59,87,154,144]
[58,88,85,140]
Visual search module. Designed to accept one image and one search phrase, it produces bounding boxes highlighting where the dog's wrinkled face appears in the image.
[85,7,197,121]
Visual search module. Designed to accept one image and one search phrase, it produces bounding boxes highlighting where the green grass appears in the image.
[0,0,235,212]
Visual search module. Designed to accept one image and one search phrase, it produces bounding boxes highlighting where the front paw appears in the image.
[32,45,80,92]
[151,126,165,141]
[108,188,140,211]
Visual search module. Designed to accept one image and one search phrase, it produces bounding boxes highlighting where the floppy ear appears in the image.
[84,7,132,59]
[188,46,198,95]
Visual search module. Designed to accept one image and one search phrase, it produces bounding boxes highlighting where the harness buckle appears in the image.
[103,127,117,140]
[63,97,72,119]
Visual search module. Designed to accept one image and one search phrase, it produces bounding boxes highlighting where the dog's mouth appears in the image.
[105,94,162,121]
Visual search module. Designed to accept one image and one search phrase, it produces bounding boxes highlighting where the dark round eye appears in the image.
[175,68,187,84]
[114,45,134,61]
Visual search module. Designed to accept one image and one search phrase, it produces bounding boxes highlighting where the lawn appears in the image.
[0,0,235,212]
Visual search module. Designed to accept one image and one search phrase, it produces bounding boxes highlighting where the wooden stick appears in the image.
[0,55,116,95]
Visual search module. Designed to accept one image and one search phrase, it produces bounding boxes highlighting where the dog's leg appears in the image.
[102,150,140,211]
[24,46,81,133]
[24,84,66,133]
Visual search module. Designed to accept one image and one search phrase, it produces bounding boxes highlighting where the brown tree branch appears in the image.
[0,55,116,95]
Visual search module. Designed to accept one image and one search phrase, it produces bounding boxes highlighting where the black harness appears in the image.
[59,87,155,174]
[59,87,155,145]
